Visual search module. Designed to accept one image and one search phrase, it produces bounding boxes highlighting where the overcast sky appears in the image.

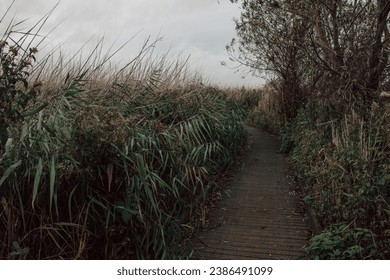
[0,0,263,87]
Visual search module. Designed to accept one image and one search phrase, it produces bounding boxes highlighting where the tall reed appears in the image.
[0,6,247,259]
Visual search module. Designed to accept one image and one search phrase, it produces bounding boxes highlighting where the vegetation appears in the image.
[2,0,389,261]
[230,0,390,259]
[0,7,247,259]
[285,102,390,259]
[229,0,390,116]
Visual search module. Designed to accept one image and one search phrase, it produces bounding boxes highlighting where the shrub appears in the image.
[287,100,390,259]
[0,39,46,145]
[306,222,386,259]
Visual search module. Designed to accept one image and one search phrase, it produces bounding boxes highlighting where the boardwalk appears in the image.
[190,126,310,259]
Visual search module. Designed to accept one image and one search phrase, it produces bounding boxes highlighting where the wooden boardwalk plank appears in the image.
[190,126,310,260]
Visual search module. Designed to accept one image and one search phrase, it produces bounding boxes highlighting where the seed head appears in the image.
[29,47,38,54]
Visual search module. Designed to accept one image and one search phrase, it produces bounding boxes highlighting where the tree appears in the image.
[228,0,390,112]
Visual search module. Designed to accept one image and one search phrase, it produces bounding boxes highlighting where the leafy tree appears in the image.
[228,0,390,115]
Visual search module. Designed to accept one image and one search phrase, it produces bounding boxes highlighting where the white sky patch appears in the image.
[0,0,263,87]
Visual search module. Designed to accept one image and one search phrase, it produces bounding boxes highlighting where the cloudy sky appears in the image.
[0,0,263,87]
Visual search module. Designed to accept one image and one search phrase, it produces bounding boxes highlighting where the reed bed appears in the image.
[0,8,247,259]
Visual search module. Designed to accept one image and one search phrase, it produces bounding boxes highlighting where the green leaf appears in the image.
[0,160,22,186]
[49,155,56,213]
[4,137,13,155]
[32,158,43,209]
[21,102,48,117]
[116,205,138,224]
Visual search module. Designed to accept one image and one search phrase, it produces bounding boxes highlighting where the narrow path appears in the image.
[191,126,310,259]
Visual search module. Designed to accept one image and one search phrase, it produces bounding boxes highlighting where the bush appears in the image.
[0,39,46,145]
[287,100,390,259]
[306,222,387,259]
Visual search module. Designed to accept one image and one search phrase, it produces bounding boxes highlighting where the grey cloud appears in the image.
[1,0,260,87]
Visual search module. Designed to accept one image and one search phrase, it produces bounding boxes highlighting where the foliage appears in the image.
[0,69,247,260]
[0,7,247,259]
[229,0,390,119]
[225,84,284,133]
[230,1,390,259]
[0,20,49,145]
[0,40,38,123]
[285,100,390,259]
[0,73,247,260]
[306,222,388,259]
